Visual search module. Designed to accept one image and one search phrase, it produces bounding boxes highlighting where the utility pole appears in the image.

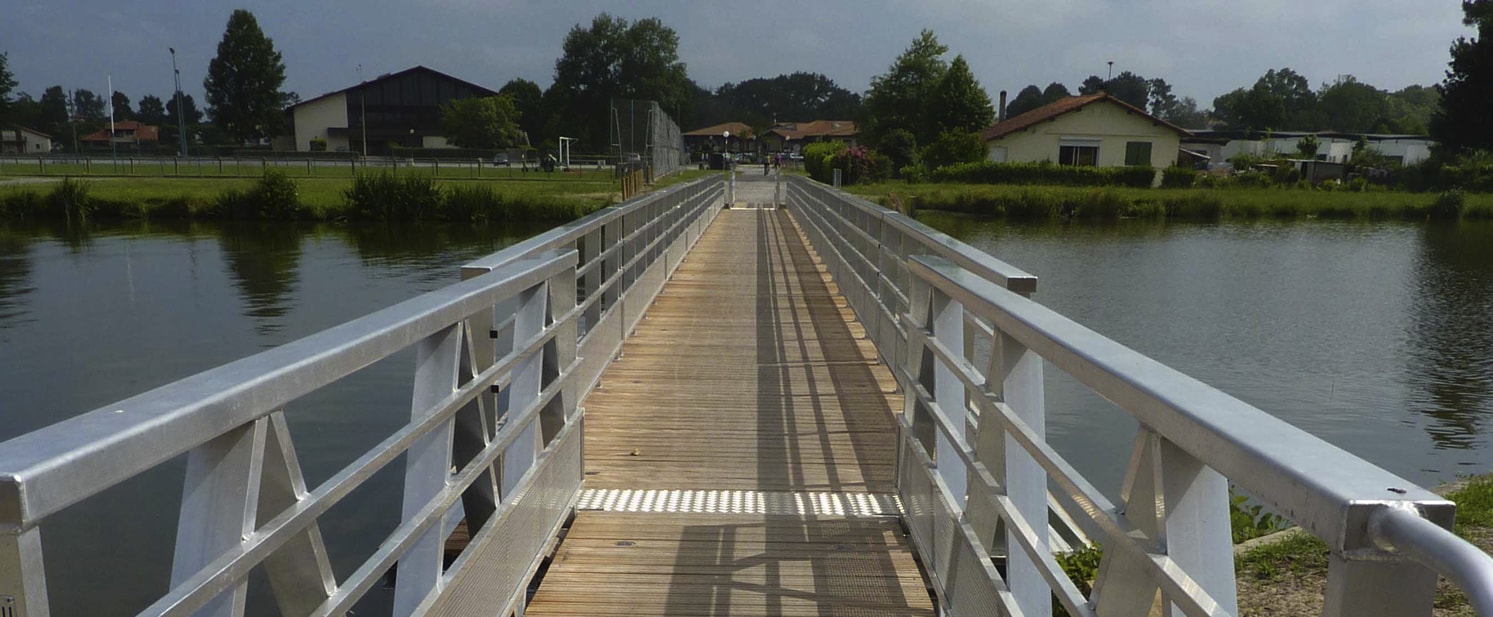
[170,47,187,157]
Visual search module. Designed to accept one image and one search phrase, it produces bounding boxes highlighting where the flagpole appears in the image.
[108,75,117,171]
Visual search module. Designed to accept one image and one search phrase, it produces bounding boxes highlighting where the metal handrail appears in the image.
[1370,505,1493,615]
[0,176,726,617]
[785,176,1493,617]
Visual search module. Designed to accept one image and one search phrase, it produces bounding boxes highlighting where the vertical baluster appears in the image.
[583,229,603,333]
[996,328,1050,617]
[931,287,968,502]
[172,418,269,617]
[258,413,336,614]
[1092,430,1236,617]
[0,527,49,617]
[503,283,548,494]
[393,324,461,615]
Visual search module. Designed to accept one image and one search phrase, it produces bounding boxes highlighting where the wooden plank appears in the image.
[526,209,932,616]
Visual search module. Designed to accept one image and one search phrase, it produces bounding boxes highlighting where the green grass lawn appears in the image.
[0,157,618,182]
[0,166,715,221]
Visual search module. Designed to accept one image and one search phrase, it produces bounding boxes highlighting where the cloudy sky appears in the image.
[1,0,1473,120]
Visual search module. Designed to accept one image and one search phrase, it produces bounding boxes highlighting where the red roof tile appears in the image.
[683,122,755,137]
[80,121,160,143]
[979,93,1190,142]
[767,120,857,140]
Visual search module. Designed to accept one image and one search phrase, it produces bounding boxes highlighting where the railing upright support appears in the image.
[1323,555,1436,617]
[995,329,1051,617]
[393,324,462,615]
[171,418,268,617]
[0,527,48,617]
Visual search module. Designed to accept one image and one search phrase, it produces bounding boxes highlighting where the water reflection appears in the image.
[219,223,306,335]
[0,226,34,333]
[1408,223,1493,449]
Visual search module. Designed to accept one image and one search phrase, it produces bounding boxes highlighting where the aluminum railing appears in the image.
[785,175,1493,617]
[0,176,723,617]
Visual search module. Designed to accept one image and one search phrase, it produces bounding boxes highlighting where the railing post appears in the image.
[995,328,1051,617]
[1092,430,1236,617]
[501,282,548,494]
[1322,556,1436,617]
[930,287,967,502]
[0,527,49,617]
[171,418,269,617]
[393,324,462,615]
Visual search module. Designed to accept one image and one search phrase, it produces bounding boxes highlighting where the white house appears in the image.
[979,93,1190,168]
[0,126,53,154]
[1185,131,1436,166]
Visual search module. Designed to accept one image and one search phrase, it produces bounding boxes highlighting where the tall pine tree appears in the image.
[1432,0,1493,153]
[204,9,287,143]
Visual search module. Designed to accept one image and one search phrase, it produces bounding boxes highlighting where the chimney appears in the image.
[998,90,1007,122]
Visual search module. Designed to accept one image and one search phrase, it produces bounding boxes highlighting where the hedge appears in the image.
[931,161,1157,188]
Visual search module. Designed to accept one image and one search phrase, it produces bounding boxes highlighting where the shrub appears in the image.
[930,161,1156,188]
[1429,188,1466,220]
[46,177,93,221]
[920,131,984,169]
[803,141,846,183]
[1236,171,1273,188]
[0,189,44,217]
[827,145,890,185]
[343,171,444,220]
[309,137,328,152]
[880,129,918,175]
[1347,177,1370,192]
[899,165,925,184]
[1160,166,1197,189]
[213,169,303,219]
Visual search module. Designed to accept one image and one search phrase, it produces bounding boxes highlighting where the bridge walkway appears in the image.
[524,201,935,615]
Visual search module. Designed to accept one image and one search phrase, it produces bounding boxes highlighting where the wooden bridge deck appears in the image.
[525,204,934,616]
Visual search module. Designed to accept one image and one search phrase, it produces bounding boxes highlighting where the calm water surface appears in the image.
[2,215,1492,614]
[0,219,549,616]
[919,214,1493,495]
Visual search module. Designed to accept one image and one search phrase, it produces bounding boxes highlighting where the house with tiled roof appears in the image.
[683,122,756,154]
[79,121,159,151]
[980,93,1189,168]
[763,120,858,153]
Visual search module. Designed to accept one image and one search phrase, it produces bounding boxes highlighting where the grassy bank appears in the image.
[845,182,1493,221]
[1234,476,1493,615]
[0,158,617,182]
[0,170,703,223]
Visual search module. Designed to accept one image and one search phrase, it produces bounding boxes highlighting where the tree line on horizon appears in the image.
[0,3,1489,157]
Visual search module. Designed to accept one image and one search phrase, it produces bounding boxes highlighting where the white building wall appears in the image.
[292,93,349,152]
[985,101,1182,168]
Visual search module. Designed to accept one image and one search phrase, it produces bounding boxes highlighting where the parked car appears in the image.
[492,152,510,166]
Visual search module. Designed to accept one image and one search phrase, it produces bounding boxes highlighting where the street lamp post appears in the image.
[170,47,187,157]
[357,65,367,158]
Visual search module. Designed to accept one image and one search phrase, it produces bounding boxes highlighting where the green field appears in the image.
[0,167,718,222]
[844,182,1493,221]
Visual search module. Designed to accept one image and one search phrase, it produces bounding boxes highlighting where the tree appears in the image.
[714,72,861,125]
[1432,0,1493,152]
[1213,86,1285,131]
[863,30,949,145]
[203,9,288,142]
[929,56,994,134]
[545,13,690,149]
[1148,78,1178,118]
[1296,134,1321,158]
[111,91,133,121]
[1162,96,1209,129]
[1041,82,1072,101]
[38,86,69,138]
[1004,85,1045,118]
[440,95,522,149]
[0,52,16,124]
[1256,67,1317,127]
[1077,71,1150,109]
[136,95,166,125]
[1317,75,1388,133]
[167,93,203,126]
[500,78,544,144]
[73,89,105,120]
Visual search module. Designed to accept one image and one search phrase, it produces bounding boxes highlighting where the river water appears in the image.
[1,215,1491,614]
